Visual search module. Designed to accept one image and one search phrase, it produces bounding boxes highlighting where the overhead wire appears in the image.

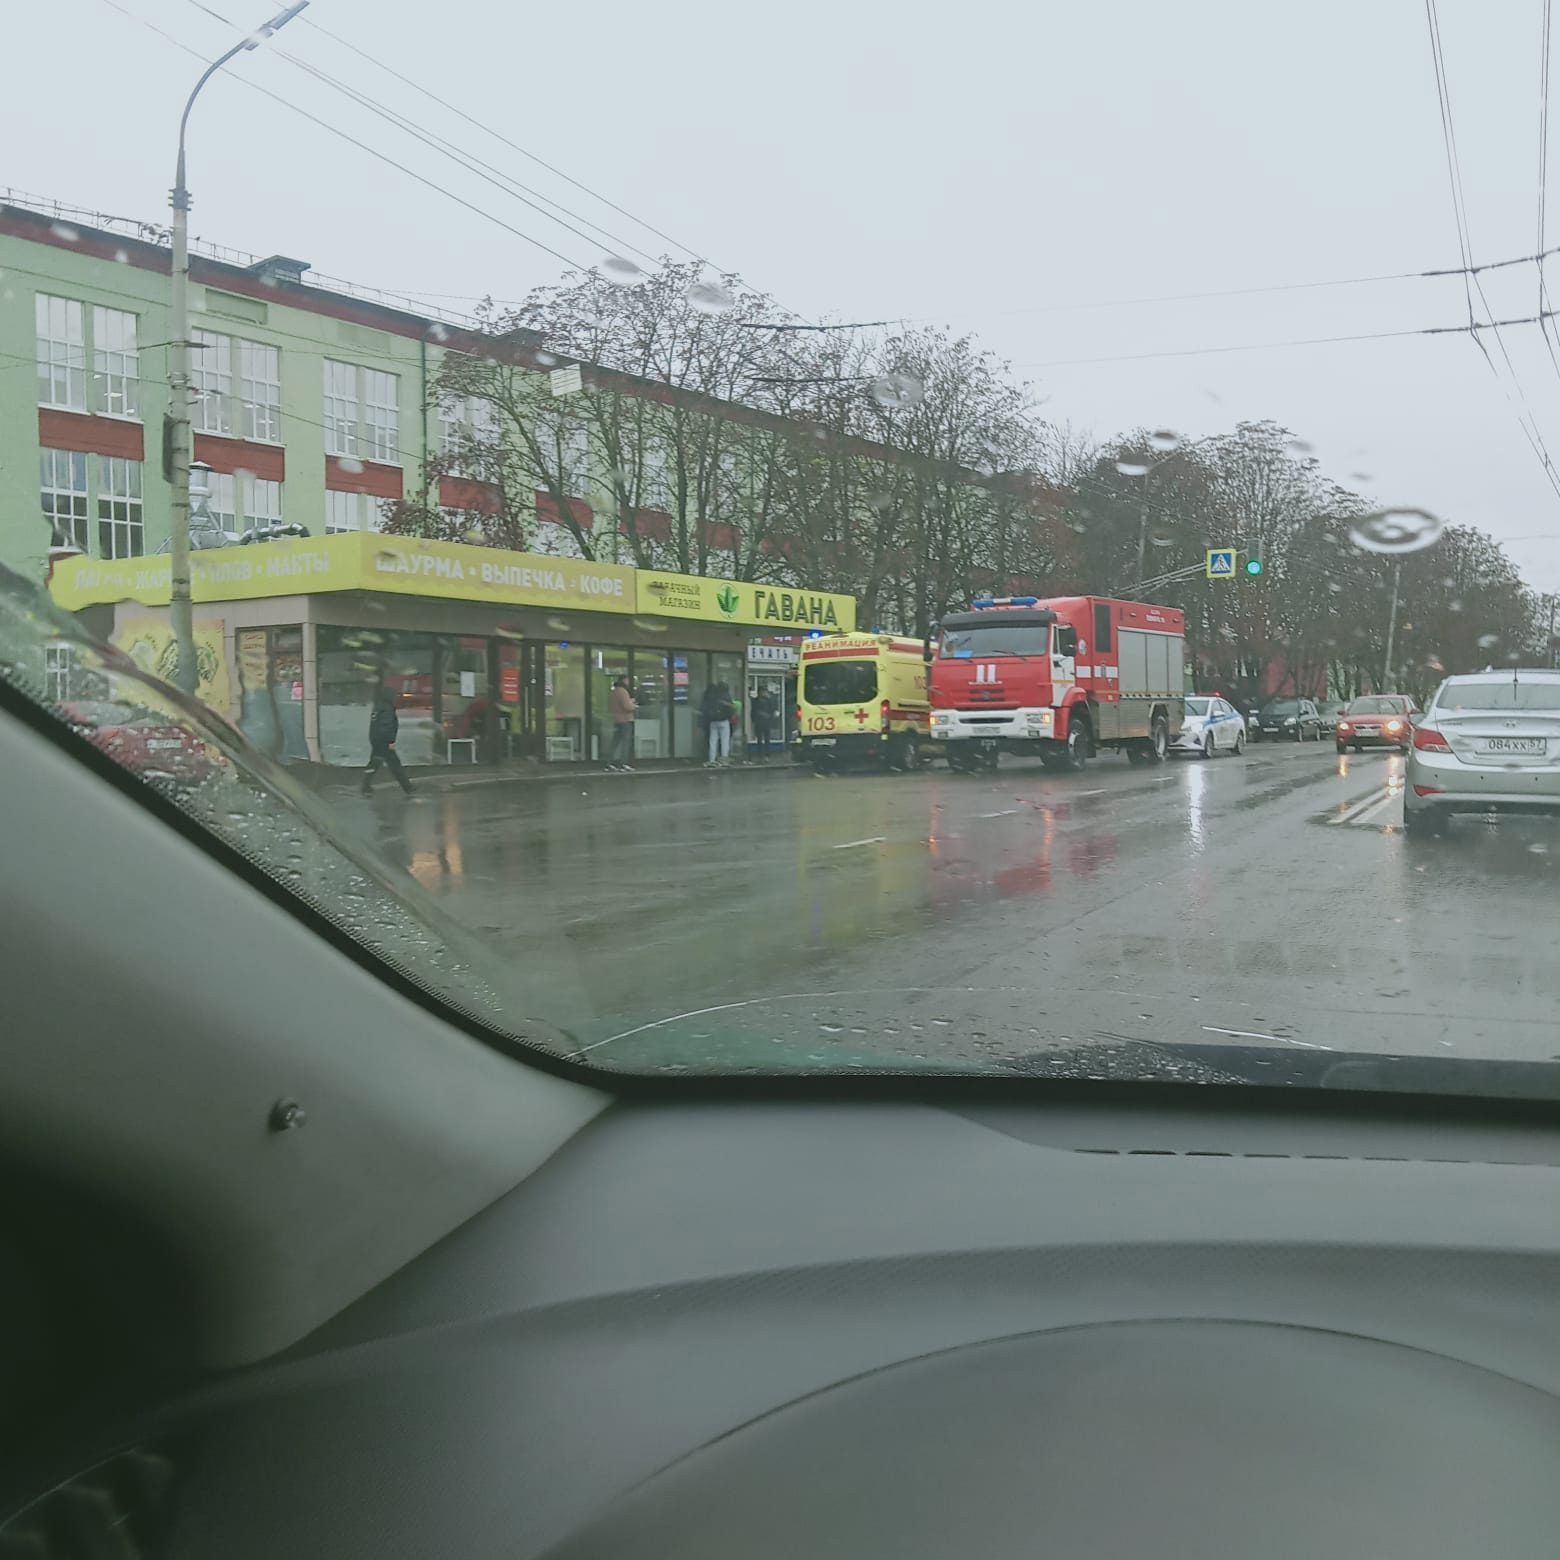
[93,0,589,271]
[182,0,665,268]
[1424,0,1560,501]
[1536,0,1560,384]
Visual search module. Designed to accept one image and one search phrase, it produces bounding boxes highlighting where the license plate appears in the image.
[147,739,183,750]
[1479,737,1544,755]
[810,737,836,747]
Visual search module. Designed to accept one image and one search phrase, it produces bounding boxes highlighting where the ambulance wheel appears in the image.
[887,734,922,772]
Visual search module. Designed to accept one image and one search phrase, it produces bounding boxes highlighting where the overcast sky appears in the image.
[13,0,1560,589]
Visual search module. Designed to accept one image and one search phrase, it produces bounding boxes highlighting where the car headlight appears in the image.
[1284,717,1296,725]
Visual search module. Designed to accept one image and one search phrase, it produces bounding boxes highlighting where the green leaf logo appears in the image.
[715,585,741,617]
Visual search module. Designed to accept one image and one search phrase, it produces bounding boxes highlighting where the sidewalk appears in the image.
[291,751,803,796]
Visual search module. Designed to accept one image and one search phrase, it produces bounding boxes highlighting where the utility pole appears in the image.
[167,2,308,693]
[1381,560,1402,691]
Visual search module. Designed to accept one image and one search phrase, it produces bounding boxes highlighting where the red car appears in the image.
[1335,694,1419,754]
[59,700,221,787]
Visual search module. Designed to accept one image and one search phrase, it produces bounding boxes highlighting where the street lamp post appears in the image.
[167,1,308,693]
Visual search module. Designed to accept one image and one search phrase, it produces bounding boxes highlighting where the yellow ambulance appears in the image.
[794,632,938,771]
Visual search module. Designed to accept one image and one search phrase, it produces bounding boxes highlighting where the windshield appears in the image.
[1435,680,1560,713]
[804,660,877,706]
[940,625,1051,658]
[5,5,1559,1105]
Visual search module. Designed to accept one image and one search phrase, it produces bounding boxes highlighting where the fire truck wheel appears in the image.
[1057,715,1090,772]
[1129,713,1170,765]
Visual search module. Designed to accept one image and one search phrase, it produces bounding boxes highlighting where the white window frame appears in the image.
[96,457,144,559]
[44,643,78,703]
[207,472,284,533]
[641,440,671,509]
[238,340,281,442]
[438,393,496,477]
[36,294,86,411]
[325,490,382,534]
[40,448,90,551]
[324,360,400,462]
[192,328,234,435]
[91,306,140,419]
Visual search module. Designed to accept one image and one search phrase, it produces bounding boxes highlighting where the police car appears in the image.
[1171,695,1247,757]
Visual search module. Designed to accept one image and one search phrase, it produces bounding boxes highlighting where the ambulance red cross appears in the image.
[927,594,1188,772]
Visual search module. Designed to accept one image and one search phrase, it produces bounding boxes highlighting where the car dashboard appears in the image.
[7,1092,1559,1560]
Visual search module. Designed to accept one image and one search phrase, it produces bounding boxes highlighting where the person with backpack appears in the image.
[701,679,735,766]
[361,686,413,795]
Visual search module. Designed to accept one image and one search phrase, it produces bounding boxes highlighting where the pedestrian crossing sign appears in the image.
[1206,548,1236,580]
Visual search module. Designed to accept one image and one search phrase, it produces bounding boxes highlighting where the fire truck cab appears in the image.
[928,595,1186,772]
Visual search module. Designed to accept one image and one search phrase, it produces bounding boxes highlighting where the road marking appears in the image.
[976,809,1020,818]
[832,836,887,849]
[1077,788,1107,796]
[1202,1024,1334,1051]
[1329,787,1389,826]
[1353,793,1396,826]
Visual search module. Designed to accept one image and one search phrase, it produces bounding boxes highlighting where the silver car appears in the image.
[1403,669,1560,837]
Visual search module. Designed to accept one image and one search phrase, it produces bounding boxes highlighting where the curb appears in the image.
[302,756,806,797]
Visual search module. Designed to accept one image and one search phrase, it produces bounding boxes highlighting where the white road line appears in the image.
[977,809,1020,818]
[832,836,887,850]
[1077,788,1107,796]
[1202,1024,1333,1051]
[1353,793,1396,826]
[1330,788,1388,826]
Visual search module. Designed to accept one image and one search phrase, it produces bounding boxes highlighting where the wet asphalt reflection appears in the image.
[333,741,1560,1073]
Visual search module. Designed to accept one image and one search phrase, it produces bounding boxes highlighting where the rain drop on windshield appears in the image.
[600,256,644,286]
[1347,508,1444,555]
[869,373,925,409]
[685,280,736,314]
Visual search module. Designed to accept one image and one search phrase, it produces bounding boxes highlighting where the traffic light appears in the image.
[1245,557,1263,577]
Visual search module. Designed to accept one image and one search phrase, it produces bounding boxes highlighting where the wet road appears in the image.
[338,741,1560,1074]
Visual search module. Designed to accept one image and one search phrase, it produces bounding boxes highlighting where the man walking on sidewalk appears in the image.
[607,675,636,770]
[361,686,413,795]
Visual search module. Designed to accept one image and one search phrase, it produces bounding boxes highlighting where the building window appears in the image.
[40,449,90,550]
[642,440,671,508]
[238,340,281,442]
[36,294,86,410]
[97,458,144,559]
[207,472,283,533]
[438,393,495,476]
[325,490,381,533]
[192,328,234,434]
[91,306,140,418]
[363,369,400,461]
[192,331,281,441]
[45,643,77,703]
[324,360,399,462]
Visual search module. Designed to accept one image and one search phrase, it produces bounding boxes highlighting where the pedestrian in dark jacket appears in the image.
[702,680,735,766]
[361,686,413,795]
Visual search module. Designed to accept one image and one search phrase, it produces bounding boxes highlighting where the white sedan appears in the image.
[1172,695,1247,758]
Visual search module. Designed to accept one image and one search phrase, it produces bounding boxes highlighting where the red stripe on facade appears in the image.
[194,433,285,482]
[536,491,595,531]
[326,456,403,498]
[438,475,500,513]
[38,408,143,461]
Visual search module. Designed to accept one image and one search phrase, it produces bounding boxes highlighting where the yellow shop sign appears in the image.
[636,572,855,631]
[364,537,634,610]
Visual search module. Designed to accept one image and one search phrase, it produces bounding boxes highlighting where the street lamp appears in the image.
[167,1,308,693]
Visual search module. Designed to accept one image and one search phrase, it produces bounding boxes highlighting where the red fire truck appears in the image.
[928,595,1187,772]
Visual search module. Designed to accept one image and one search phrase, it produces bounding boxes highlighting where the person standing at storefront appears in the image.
[702,680,734,766]
[750,685,775,755]
[607,675,637,771]
[361,686,414,796]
